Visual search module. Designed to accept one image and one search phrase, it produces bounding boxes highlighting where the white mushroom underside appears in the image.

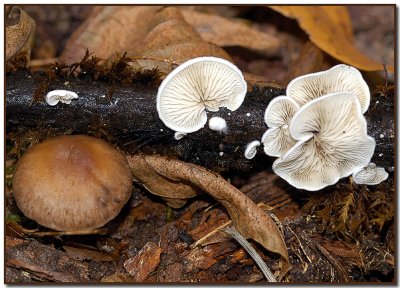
[262,96,299,157]
[45,90,79,106]
[157,57,246,133]
[273,92,375,191]
[264,96,300,127]
[245,140,261,159]
[262,127,296,157]
[352,163,388,185]
[286,64,370,113]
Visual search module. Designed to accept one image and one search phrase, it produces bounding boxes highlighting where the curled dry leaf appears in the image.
[129,154,201,208]
[123,241,162,282]
[127,154,290,276]
[269,6,394,72]
[181,9,280,57]
[61,6,230,74]
[5,6,36,62]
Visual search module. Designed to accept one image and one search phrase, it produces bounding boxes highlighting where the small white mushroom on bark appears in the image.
[245,140,261,159]
[352,162,389,185]
[174,132,187,140]
[45,90,78,106]
[208,116,227,132]
[286,64,370,113]
[157,57,247,133]
[262,96,299,157]
[273,92,375,191]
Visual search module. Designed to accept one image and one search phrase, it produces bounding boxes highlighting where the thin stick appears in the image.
[223,225,277,282]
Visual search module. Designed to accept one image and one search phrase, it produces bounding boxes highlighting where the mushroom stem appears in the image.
[222,225,277,282]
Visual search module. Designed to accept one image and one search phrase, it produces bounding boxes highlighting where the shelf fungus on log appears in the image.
[5,70,394,172]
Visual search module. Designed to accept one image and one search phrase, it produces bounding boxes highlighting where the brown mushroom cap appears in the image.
[12,135,133,231]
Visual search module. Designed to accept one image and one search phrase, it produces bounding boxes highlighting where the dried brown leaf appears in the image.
[129,154,201,208]
[61,6,230,75]
[127,154,290,276]
[283,41,329,86]
[123,241,162,281]
[61,6,161,64]
[270,6,394,72]
[181,9,280,56]
[6,6,35,62]
[243,72,283,89]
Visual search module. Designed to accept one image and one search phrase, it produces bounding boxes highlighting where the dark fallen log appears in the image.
[6,70,394,171]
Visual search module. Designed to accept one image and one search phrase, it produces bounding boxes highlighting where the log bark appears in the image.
[6,70,394,171]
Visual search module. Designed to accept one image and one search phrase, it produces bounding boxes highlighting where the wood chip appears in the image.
[123,241,162,281]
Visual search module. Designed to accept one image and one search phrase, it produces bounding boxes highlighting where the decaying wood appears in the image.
[5,70,394,171]
[123,241,162,281]
[5,236,90,282]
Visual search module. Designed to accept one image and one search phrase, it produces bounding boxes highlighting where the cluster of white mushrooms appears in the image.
[157,58,388,191]
[262,65,388,190]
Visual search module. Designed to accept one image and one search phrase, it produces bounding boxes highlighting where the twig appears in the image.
[222,225,277,282]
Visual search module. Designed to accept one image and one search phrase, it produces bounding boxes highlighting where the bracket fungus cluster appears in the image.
[157,57,247,134]
[261,64,388,191]
[12,135,133,231]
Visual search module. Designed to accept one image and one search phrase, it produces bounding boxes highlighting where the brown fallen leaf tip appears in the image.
[270,6,394,72]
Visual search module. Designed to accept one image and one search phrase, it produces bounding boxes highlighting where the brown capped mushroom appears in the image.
[12,135,133,231]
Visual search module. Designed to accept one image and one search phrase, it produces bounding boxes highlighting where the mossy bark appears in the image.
[6,70,394,171]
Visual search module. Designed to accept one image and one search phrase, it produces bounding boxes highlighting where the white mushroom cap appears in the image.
[286,64,370,113]
[46,90,79,106]
[245,140,261,159]
[157,57,247,133]
[352,162,389,185]
[262,96,299,157]
[208,116,227,132]
[273,92,375,191]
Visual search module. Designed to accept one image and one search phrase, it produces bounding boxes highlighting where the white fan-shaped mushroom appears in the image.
[45,90,78,106]
[245,140,261,159]
[262,96,299,157]
[352,163,388,185]
[273,92,375,191]
[286,64,370,113]
[157,57,247,133]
